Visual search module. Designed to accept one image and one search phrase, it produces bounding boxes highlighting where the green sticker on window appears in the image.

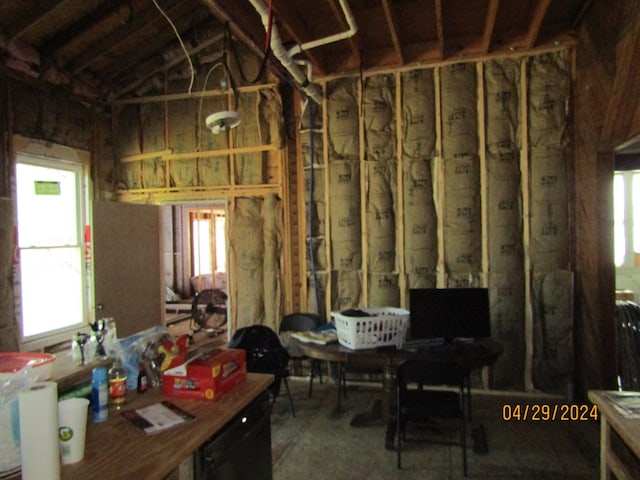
[34,181,61,195]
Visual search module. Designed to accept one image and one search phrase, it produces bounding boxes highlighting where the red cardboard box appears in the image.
[162,348,246,400]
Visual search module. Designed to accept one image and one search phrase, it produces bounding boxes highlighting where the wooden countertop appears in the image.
[61,372,273,480]
[588,390,640,459]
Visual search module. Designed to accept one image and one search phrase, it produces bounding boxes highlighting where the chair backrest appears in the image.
[279,313,324,333]
[229,325,290,372]
[397,356,468,390]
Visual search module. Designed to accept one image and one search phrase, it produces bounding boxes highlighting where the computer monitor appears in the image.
[408,288,491,342]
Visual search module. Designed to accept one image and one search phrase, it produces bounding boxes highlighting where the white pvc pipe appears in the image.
[248,0,358,105]
[288,0,358,57]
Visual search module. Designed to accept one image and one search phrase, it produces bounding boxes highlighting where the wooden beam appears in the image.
[68,0,178,74]
[108,31,224,101]
[200,0,265,61]
[434,0,445,60]
[600,18,640,149]
[327,0,362,66]
[481,0,500,54]
[199,0,289,82]
[5,0,67,42]
[381,0,405,65]
[104,6,209,84]
[524,0,551,49]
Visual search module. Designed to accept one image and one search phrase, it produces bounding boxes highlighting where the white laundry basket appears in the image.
[332,308,410,350]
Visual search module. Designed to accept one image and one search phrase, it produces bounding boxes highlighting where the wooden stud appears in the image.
[359,74,368,305]
[434,67,445,287]
[395,70,405,304]
[520,58,534,392]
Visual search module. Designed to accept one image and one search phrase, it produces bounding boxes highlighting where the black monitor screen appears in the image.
[408,288,491,341]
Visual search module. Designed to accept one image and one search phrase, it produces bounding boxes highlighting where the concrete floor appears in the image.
[269,376,600,480]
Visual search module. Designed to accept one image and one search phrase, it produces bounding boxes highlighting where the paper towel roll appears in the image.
[18,381,60,480]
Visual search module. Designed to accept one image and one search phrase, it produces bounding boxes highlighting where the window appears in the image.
[613,171,640,268]
[16,148,90,347]
[190,208,226,276]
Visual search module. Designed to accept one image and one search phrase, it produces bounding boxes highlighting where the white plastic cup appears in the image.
[57,397,89,464]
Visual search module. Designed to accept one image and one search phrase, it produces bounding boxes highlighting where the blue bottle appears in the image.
[91,367,109,422]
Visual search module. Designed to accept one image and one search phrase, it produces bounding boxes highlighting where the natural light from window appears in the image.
[192,211,226,276]
[16,157,86,338]
[614,171,640,268]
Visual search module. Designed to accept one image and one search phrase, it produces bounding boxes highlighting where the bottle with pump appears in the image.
[108,358,127,409]
[91,367,109,422]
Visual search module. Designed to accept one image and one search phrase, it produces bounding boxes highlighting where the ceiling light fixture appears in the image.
[205,110,241,135]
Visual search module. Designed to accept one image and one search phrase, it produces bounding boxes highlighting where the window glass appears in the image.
[614,174,626,267]
[16,163,79,246]
[633,173,640,254]
[193,218,212,276]
[16,156,87,339]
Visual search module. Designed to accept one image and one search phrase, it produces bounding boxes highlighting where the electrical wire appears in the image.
[229,9,271,85]
[152,0,195,94]
[265,0,274,52]
[196,61,226,151]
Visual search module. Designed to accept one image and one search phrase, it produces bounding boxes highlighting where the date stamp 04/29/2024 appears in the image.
[501,403,599,421]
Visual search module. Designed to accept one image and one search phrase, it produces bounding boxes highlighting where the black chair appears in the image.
[228,325,295,416]
[279,312,325,397]
[395,356,469,475]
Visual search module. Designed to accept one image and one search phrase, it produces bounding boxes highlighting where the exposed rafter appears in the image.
[0,0,588,100]
[327,0,361,67]
[525,0,552,49]
[434,0,445,60]
[272,0,328,76]
[5,0,67,42]
[481,0,500,54]
[381,0,404,65]
[69,0,177,75]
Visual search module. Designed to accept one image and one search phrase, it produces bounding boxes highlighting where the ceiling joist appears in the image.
[0,0,588,101]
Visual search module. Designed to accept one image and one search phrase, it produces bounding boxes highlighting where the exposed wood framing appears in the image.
[434,0,445,60]
[520,59,533,391]
[481,0,500,54]
[381,0,404,66]
[358,75,368,304]
[524,0,551,49]
[478,62,489,288]
[112,82,278,105]
[395,71,405,304]
[599,17,640,150]
[5,0,67,42]
[69,0,174,74]
[327,0,362,67]
[322,91,332,315]
[272,0,328,76]
[434,67,445,287]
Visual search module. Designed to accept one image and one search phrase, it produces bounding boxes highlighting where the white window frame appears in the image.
[14,136,92,351]
[614,170,640,269]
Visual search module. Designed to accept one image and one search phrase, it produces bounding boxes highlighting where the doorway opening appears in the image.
[164,203,228,301]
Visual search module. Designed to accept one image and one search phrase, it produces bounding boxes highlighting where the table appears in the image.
[588,390,640,480]
[61,372,273,479]
[294,338,503,449]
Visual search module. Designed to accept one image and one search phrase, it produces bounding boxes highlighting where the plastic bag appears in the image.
[106,326,168,390]
[0,367,38,473]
